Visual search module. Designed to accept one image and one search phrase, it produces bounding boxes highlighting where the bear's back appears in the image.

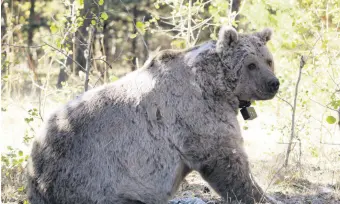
[27,63,192,203]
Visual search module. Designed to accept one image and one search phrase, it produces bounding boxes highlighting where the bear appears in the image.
[27,26,280,204]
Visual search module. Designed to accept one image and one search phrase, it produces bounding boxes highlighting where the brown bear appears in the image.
[27,26,280,204]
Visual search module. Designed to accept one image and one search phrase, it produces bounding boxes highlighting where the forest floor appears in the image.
[174,170,340,204]
[2,167,339,204]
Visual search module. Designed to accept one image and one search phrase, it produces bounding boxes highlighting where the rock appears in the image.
[169,197,206,204]
[203,186,210,193]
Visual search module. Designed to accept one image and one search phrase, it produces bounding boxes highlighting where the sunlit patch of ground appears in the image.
[176,170,340,203]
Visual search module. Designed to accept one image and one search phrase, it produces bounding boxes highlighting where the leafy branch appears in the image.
[284,35,321,167]
[2,42,86,72]
[284,55,305,167]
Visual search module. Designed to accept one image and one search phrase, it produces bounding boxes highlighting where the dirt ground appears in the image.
[174,171,340,204]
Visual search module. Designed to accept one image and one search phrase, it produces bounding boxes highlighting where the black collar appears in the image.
[238,100,251,108]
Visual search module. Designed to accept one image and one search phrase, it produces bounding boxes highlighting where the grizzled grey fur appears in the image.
[27,27,280,204]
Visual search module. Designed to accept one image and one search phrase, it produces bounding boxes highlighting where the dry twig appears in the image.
[84,25,95,92]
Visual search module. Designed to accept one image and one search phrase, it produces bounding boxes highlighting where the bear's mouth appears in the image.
[255,89,277,100]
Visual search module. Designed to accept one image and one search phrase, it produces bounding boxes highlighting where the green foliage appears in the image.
[110,75,119,82]
[24,108,38,124]
[1,146,28,169]
[129,33,137,39]
[136,21,146,34]
[100,12,109,21]
[171,39,186,49]
[309,147,319,158]
[98,0,105,6]
[1,146,29,203]
[76,0,84,8]
[154,2,160,9]
[50,24,59,34]
[326,116,336,124]
[76,16,84,27]
[329,94,340,110]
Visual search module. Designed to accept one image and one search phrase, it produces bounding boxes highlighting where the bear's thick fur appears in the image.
[27,26,279,204]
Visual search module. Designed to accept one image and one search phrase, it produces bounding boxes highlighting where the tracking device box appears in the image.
[239,100,257,120]
[240,106,257,120]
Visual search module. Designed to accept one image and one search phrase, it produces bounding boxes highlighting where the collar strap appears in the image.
[239,100,251,108]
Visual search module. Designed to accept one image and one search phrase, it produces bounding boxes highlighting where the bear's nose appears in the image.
[267,79,280,92]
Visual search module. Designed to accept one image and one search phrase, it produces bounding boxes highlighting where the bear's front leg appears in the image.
[198,146,269,204]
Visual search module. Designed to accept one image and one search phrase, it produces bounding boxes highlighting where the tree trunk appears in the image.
[74,0,94,76]
[1,3,7,76]
[338,108,340,127]
[27,0,38,81]
[144,32,149,62]
[231,0,241,30]
[102,23,110,82]
[1,3,7,40]
[231,0,241,16]
[28,0,35,47]
[143,0,150,62]
[56,68,68,89]
[84,26,95,92]
[131,5,137,71]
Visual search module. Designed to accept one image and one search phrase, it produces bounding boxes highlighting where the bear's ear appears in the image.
[256,28,272,43]
[216,26,238,52]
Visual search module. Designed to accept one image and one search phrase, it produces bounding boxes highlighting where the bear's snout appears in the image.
[267,78,280,93]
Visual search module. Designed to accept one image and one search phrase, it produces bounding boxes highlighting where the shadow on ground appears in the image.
[172,172,340,204]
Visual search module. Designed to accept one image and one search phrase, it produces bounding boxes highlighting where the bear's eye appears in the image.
[248,63,257,70]
[267,60,273,66]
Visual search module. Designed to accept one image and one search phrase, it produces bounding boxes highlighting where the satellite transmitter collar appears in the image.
[239,100,257,120]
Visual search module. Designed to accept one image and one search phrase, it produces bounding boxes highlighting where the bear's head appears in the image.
[216,26,279,101]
